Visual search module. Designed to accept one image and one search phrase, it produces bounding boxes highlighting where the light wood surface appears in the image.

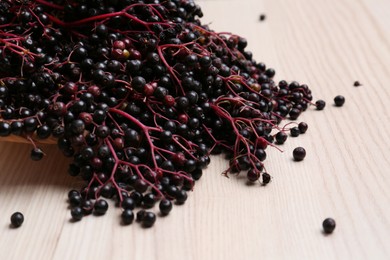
[1,0,390,259]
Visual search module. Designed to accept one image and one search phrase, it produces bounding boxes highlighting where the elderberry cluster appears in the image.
[0,0,316,226]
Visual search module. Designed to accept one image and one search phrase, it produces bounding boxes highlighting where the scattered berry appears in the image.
[315,100,326,110]
[334,95,345,107]
[259,14,266,21]
[322,218,336,234]
[10,212,24,228]
[353,81,361,87]
[293,147,306,161]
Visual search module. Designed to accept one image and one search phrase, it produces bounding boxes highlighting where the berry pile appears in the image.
[0,0,317,226]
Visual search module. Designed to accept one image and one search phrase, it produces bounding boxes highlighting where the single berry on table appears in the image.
[334,95,345,107]
[10,212,24,228]
[322,218,336,234]
[293,147,306,161]
[353,81,361,87]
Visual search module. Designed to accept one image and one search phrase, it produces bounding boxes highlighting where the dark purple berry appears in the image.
[298,122,308,134]
[71,207,83,221]
[322,218,336,234]
[142,211,156,228]
[10,212,24,228]
[159,199,173,215]
[293,147,306,161]
[121,209,134,225]
[334,95,345,107]
[31,148,44,161]
[315,100,326,110]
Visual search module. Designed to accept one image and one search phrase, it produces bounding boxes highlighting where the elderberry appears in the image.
[315,100,326,110]
[293,147,306,161]
[121,197,135,210]
[298,122,308,134]
[30,148,44,161]
[322,218,336,234]
[0,122,11,136]
[71,207,83,221]
[136,210,146,222]
[275,131,288,144]
[10,212,24,228]
[142,212,156,228]
[159,199,173,215]
[290,127,300,137]
[94,199,109,215]
[353,81,361,87]
[0,0,321,227]
[121,209,134,225]
[334,95,345,107]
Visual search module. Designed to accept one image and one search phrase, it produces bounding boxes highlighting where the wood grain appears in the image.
[1,0,390,259]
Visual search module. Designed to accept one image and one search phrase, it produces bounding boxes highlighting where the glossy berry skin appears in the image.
[293,147,306,161]
[142,193,156,208]
[334,95,345,107]
[315,100,326,110]
[94,199,109,215]
[71,207,83,221]
[121,209,134,225]
[275,131,287,144]
[68,190,79,199]
[322,218,336,234]
[142,211,156,228]
[175,190,188,204]
[30,148,44,161]
[0,122,11,136]
[121,197,135,210]
[290,127,300,137]
[159,199,173,215]
[298,122,308,134]
[69,194,82,207]
[10,212,24,228]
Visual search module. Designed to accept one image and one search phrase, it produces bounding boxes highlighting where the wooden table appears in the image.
[1,0,390,259]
